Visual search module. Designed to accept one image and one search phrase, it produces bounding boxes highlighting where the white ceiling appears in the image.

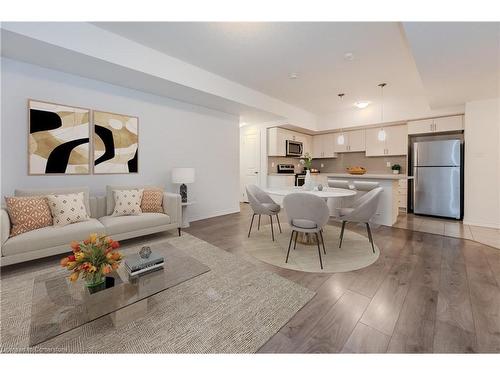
[93,22,429,115]
[403,22,500,108]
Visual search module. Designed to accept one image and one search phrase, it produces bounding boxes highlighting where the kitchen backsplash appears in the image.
[311,152,407,174]
[268,157,303,173]
[268,153,407,174]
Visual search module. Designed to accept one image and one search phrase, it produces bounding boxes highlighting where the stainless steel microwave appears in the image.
[286,140,303,156]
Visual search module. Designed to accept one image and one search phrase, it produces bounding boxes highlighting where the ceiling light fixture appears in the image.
[377,83,387,141]
[344,52,354,61]
[354,101,370,109]
[289,72,298,79]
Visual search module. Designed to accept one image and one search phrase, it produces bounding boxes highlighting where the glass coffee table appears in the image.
[29,242,210,346]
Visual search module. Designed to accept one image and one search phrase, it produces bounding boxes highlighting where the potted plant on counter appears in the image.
[391,164,402,174]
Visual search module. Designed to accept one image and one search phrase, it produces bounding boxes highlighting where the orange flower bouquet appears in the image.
[60,233,123,290]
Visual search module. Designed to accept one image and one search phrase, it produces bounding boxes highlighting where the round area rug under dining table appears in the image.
[244,222,380,273]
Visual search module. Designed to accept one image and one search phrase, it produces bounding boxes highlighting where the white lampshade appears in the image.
[172,168,195,184]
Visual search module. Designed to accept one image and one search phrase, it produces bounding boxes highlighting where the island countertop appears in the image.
[326,173,413,180]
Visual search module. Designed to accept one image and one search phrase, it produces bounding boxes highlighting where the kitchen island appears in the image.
[327,173,413,226]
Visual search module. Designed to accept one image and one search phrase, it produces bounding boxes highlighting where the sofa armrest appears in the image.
[1,208,10,247]
[163,192,182,226]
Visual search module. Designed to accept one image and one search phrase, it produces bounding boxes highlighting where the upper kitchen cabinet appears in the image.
[333,129,365,153]
[312,133,336,158]
[365,124,408,156]
[407,115,463,135]
[267,127,288,156]
[267,127,311,157]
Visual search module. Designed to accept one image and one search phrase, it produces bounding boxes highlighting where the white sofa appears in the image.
[0,186,182,266]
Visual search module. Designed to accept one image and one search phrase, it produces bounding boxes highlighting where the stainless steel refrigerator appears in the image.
[413,139,462,219]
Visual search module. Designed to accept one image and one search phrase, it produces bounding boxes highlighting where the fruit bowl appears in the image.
[346,167,367,175]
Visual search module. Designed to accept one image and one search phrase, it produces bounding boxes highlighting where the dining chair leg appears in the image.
[315,232,323,270]
[258,215,261,230]
[366,223,375,253]
[276,214,282,233]
[339,221,347,248]
[248,214,255,238]
[269,215,275,241]
[319,229,326,255]
[286,230,294,263]
[293,230,298,249]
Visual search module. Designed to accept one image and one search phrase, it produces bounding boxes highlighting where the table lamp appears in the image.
[171,168,195,203]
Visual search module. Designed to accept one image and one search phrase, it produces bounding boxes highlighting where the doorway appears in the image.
[240,126,261,202]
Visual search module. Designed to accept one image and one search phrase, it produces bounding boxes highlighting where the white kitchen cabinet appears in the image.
[267,127,287,156]
[267,127,313,157]
[407,115,463,135]
[434,115,463,132]
[312,133,336,158]
[332,129,365,153]
[398,179,407,210]
[365,125,407,156]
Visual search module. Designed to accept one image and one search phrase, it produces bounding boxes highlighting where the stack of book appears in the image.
[124,252,164,276]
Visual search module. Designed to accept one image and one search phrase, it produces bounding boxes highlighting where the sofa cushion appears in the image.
[112,189,143,216]
[106,185,162,216]
[46,192,89,226]
[15,187,91,217]
[141,189,164,213]
[5,196,53,237]
[1,219,105,257]
[99,213,171,235]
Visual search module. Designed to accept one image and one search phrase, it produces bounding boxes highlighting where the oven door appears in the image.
[286,140,303,156]
[295,175,305,186]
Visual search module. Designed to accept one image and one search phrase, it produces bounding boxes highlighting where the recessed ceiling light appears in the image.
[289,72,298,79]
[354,101,370,109]
[344,52,354,61]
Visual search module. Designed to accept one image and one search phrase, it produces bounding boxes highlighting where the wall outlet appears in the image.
[321,163,324,168]
[386,162,391,167]
[271,162,275,168]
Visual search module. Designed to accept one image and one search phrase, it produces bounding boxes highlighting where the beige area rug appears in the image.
[0,232,314,353]
[245,223,380,273]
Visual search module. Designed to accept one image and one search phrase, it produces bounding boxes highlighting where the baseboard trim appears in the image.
[463,220,500,229]
[190,207,241,223]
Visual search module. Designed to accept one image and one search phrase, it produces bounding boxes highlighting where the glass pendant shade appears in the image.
[337,134,345,145]
[377,129,386,141]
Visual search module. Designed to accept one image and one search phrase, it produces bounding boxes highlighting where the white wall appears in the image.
[464,97,500,228]
[1,58,240,222]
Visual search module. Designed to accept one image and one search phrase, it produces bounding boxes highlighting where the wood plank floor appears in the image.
[185,203,500,353]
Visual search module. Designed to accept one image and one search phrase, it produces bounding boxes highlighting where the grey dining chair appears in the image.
[283,193,330,269]
[337,187,383,253]
[246,185,282,241]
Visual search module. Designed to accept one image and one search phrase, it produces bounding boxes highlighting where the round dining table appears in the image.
[265,186,357,199]
[265,187,357,245]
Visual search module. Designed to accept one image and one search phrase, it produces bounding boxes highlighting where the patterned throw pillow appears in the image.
[141,189,164,213]
[46,192,89,226]
[5,196,53,237]
[112,189,143,216]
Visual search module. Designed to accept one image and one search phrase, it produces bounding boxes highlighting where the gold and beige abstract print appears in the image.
[28,100,90,175]
[93,111,138,174]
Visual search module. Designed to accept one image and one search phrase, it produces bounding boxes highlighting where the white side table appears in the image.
[181,201,196,228]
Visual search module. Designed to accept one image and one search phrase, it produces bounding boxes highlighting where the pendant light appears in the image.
[337,93,345,145]
[377,83,387,141]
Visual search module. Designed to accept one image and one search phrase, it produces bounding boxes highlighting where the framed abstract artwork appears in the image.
[28,100,90,175]
[92,110,139,174]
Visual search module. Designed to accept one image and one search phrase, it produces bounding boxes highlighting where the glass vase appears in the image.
[85,271,105,294]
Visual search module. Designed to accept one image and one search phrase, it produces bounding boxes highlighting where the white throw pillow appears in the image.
[46,192,90,226]
[112,189,144,216]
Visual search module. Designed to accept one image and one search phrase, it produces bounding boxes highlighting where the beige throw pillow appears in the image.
[141,189,164,213]
[46,192,89,226]
[112,189,144,216]
[5,196,53,237]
